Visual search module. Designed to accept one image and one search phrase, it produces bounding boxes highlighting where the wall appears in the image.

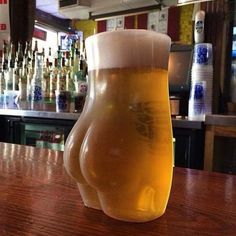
[32,25,58,57]
[73,5,193,44]
[72,19,97,39]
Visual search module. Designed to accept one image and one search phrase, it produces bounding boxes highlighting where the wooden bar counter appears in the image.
[0,143,236,235]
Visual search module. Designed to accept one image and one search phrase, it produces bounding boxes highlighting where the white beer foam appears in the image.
[85,30,171,71]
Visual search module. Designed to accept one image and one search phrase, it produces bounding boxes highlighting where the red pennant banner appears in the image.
[0,0,7,4]
[0,0,10,50]
[0,0,10,32]
[0,24,6,30]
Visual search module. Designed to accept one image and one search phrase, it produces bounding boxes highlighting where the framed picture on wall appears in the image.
[106,17,124,31]
[60,34,80,51]
[116,17,124,30]
[148,9,168,34]
[33,27,47,41]
[61,35,71,51]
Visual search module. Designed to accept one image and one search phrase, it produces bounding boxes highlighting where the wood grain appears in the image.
[0,142,236,235]
[204,126,215,171]
[204,124,236,171]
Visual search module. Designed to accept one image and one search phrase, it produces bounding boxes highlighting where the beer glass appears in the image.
[64,30,173,222]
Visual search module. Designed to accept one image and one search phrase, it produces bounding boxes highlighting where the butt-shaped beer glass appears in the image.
[64,30,173,222]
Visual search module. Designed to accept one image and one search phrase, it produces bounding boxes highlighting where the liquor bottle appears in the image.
[70,42,75,65]
[2,40,9,71]
[73,48,80,77]
[19,60,28,101]
[0,65,5,108]
[57,45,62,70]
[74,51,88,113]
[31,40,38,71]
[57,52,66,92]
[5,42,16,91]
[8,42,16,67]
[48,47,53,66]
[65,50,74,91]
[13,60,20,91]
[49,58,58,101]
[24,41,32,65]
[26,64,33,102]
[42,48,45,60]
[31,52,44,109]
[24,41,29,59]
[43,57,51,100]
[1,42,7,102]
[0,64,5,95]
[7,68,14,92]
[16,42,24,68]
[33,40,38,56]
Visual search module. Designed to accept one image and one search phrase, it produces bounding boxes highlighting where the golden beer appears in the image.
[64,30,173,222]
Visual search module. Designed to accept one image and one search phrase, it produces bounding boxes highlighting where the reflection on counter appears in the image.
[22,124,65,151]
[0,113,75,152]
[0,94,86,114]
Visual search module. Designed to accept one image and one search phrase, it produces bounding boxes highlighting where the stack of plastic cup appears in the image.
[188,43,213,121]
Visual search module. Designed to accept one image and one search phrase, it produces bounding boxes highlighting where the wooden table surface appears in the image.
[0,142,236,236]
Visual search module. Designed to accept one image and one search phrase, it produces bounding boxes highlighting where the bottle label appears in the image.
[3,91,19,109]
[56,91,71,112]
[32,85,43,101]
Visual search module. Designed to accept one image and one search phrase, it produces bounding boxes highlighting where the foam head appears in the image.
[85,30,171,71]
